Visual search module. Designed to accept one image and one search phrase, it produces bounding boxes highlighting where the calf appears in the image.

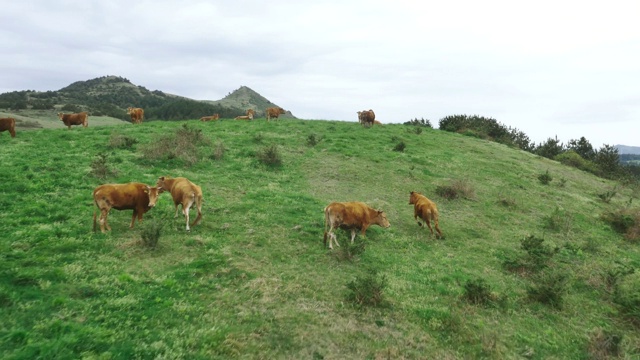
[409,191,443,238]
[93,183,161,233]
[323,201,391,249]
[234,114,254,120]
[156,176,203,231]
[58,112,88,129]
[0,117,16,138]
[357,109,375,127]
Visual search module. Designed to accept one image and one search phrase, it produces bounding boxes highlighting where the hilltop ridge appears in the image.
[0,76,294,125]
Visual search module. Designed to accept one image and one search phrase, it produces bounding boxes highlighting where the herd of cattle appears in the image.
[3,106,436,247]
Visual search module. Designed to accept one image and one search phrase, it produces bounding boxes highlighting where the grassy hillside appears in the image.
[0,119,639,359]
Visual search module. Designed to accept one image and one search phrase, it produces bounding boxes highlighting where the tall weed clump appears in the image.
[140,221,163,249]
[503,235,559,274]
[462,278,497,306]
[435,179,475,200]
[108,133,138,150]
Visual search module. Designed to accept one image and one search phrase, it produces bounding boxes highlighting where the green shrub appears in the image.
[346,269,388,307]
[538,170,553,185]
[462,278,495,306]
[332,237,366,262]
[612,272,640,327]
[526,271,568,309]
[141,124,210,166]
[257,144,282,167]
[555,150,595,172]
[504,235,558,274]
[140,221,163,249]
[597,187,617,203]
[307,133,320,146]
[543,207,573,233]
[89,152,118,180]
[393,141,406,152]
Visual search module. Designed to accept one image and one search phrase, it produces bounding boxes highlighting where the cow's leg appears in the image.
[183,198,194,231]
[99,208,110,233]
[130,210,138,228]
[173,202,180,218]
[351,229,357,244]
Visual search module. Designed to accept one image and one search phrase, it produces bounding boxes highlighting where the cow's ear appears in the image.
[144,186,149,194]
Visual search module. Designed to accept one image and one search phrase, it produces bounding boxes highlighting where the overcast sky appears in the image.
[1,0,638,147]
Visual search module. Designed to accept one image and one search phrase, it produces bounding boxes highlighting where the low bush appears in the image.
[89,152,118,180]
[257,144,282,167]
[543,207,573,233]
[211,141,226,161]
[140,221,163,249]
[538,170,553,185]
[504,235,559,274]
[600,208,640,242]
[332,237,366,262]
[393,141,406,152]
[346,268,388,307]
[462,278,496,306]
[141,124,210,166]
[435,179,475,200]
[307,133,320,146]
[526,270,568,309]
[597,187,617,203]
[108,133,138,149]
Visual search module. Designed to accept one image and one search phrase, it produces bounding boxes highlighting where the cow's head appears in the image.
[376,210,391,228]
[156,176,166,189]
[57,113,64,120]
[409,191,421,205]
[146,186,161,207]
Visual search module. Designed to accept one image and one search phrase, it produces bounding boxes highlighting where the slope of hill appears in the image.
[616,144,640,155]
[205,85,296,119]
[0,120,638,359]
[0,76,292,127]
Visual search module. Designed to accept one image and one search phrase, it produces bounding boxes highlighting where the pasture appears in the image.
[0,118,638,359]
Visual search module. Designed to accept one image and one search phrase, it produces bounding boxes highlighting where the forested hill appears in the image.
[0,76,294,121]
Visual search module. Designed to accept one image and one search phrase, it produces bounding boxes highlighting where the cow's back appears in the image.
[94,182,148,210]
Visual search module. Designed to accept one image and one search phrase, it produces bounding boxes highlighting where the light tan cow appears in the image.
[323,201,391,249]
[156,176,203,231]
[409,191,443,238]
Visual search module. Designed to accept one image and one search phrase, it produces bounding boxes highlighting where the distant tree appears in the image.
[404,118,432,128]
[535,136,565,159]
[567,137,595,161]
[594,144,622,179]
[11,101,27,110]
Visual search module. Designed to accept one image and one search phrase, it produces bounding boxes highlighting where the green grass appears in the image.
[1,119,639,359]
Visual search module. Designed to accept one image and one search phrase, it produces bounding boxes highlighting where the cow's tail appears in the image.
[93,211,97,232]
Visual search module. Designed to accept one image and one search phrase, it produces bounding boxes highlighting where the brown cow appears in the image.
[156,176,203,231]
[246,109,255,117]
[200,114,220,121]
[323,201,391,249]
[266,107,286,121]
[58,112,88,129]
[0,117,16,138]
[409,191,443,239]
[92,183,161,233]
[357,109,375,127]
[127,107,144,124]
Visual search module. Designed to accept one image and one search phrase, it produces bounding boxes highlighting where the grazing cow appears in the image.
[323,201,391,249]
[58,112,88,129]
[409,191,443,239]
[374,120,382,125]
[127,107,144,124]
[92,183,161,233]
[200,114,220,121]
[0,117,16,138]
[357,109,375,127]
[266,107,286,121]
[156,176,203,231]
